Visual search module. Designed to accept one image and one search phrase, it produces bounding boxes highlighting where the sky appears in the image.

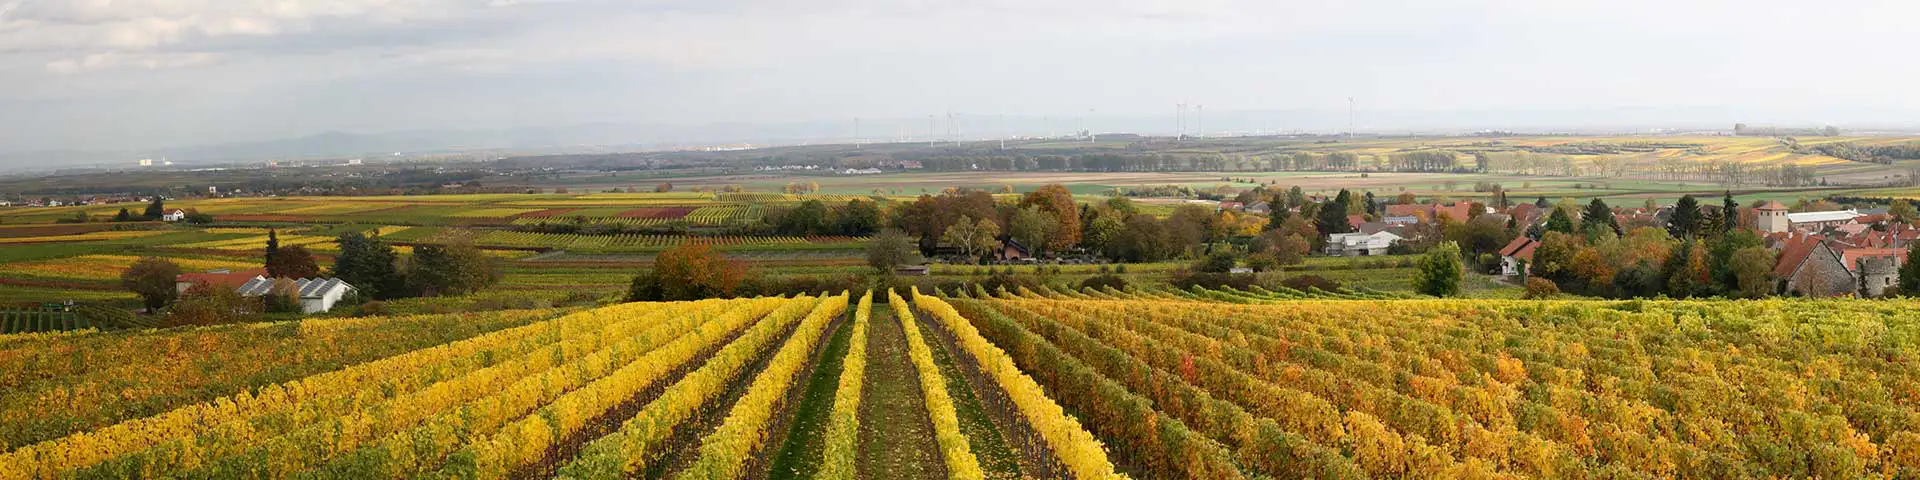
[2,0,1919,152]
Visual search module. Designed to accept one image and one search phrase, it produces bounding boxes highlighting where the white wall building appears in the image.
[235,277,357,313]
[1323,231,1402,256]
[161,209,187,222]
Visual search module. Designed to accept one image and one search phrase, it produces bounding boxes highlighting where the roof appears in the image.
[1498,236,1538,260]
[176,268,268,288]
[1772,234,1828,278]
[1840,248,1905,272]
[1788,209,1859,224]
[1755,201,1789,211]
[235,276,355,298]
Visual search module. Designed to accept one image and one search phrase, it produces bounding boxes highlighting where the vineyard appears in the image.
[5,289,1918,479]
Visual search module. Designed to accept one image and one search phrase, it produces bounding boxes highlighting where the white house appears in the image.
[161,209,187,222]
[1323,231,1402,256]
[235,276,357,313]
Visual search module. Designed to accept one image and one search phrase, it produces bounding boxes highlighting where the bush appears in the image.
[1412,241,1464,297]
[1170,268,1259,291]
[1279,275,1344,292]
[1244,253,1281,272]
[354,301,389,317]
[1078,273,1129,291]
[1523,277,1561,299]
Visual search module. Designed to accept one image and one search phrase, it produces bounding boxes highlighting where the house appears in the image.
[1774,237,1855,297]
[894,265,931,276]
[1323,231,1402,256]
[175,268,269,294]
[1243,202,1271,214]
[1498,236,1539,276]
[1218,201,1244,211]
[1382,215,1420,225]
[161,209,187,222]
[999,238,1031,262]
[235,276,357,313]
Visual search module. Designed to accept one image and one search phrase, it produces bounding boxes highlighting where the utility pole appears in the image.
[854,117,862,148]
[928,115,936,147]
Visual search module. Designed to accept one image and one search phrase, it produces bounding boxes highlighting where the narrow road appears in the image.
[855,307,946,480]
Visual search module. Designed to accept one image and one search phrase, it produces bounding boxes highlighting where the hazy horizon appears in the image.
[5,0,1919,154]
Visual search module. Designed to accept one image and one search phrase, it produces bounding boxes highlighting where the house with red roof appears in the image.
[1497,236,1539,277]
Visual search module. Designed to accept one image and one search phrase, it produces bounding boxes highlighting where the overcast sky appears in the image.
[2,0,1917,152]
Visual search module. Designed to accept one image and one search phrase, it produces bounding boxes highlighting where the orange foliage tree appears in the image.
[626,243,746,301]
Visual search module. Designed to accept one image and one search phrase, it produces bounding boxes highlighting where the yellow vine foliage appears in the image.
[674,291,850,479]
[892,288,985,480]
[816,291,872,480]
[910,288,1124,480]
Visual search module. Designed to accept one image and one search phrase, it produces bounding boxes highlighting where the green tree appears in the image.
[122,257,182,311]
[114,208,131,222]
[1901,241,1920,296]
[1412,241,1464,297]
[266,245,321,279]
[1708,229,1763,293]
[1315,189,1355,240]
[1668,195,1701,239]
[1531,232,1579,285]
[143,195,164,219]
[1721,191,1740,234]
[833,200,883,236]
[1081,213,1125,256]
[1730,247,1776,298]
[1890,199,1918,224]
[1008,206,1058,256]
[1544,207,1576,235]
[942,216,1000,260]
[1195,251,1238,273]
[332,232,404,299]
[169,283,260,326]
[865,229,921,273]
[263,229,281,272]
[1579,198,1620,240]
[776,200,831,235]
[405,243,501,297]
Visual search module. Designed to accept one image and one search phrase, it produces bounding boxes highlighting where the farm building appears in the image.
[161,209,187,222]
[1323,231,1401,256]
[235,277,357,313]
[998,238,1031,262]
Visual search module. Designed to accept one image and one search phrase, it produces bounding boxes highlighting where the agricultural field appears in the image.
[5,288,1916,478]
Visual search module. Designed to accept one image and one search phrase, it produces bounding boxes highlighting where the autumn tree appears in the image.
[655,182,673,192]
[1531,232,1579,286]
[1019,184,1081,251]
[628,243,746,301]
[1273,233,1310,265]
[267,245,321,279]
[122,257,182,311]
